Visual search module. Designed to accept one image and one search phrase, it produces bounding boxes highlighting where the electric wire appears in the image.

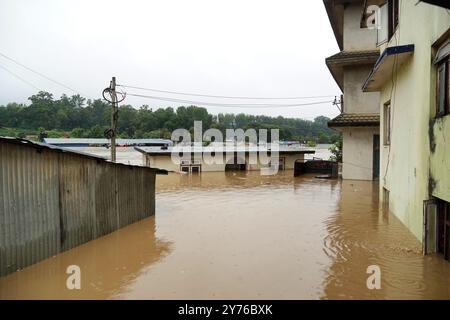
[0,51,88,97]
[125,92,333,108]
[383,0,402,181]
[118,84,337,100]
[0,63,41,91]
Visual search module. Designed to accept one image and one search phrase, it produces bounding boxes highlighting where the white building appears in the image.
[324,0,381,180]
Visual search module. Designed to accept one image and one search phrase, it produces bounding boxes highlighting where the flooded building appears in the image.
[135,144,315,173]
[359,1,450,260]
[43,138,173,166]
[0,136,166,277]
[324,0,381,180]
[43,138,173,148]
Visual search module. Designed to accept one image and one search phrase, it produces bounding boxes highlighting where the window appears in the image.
[191,165,201,173]
[436,199,450,261]
[383,102,391,145]
[388,0,399,40]
[277,157,285,170]
[377,3,388,45]
[436,41,450,117]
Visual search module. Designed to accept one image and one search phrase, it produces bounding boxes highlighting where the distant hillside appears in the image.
[0,91,340,143]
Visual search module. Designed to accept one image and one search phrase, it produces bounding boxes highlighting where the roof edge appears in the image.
[0,136,168,174]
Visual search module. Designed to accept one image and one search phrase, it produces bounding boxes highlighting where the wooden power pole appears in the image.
[110,77,117,162]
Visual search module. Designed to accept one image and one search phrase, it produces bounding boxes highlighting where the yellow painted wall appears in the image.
[378,1,450,241]
[430,117,450,203]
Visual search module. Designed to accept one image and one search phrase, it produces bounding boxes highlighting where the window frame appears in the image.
[383,101,391,146]
[437,199,450,261]
[387,0,399,41]
[377,3,388,46]
[436,56,450,117]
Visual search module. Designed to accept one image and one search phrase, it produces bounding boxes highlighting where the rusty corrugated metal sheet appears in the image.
[0,142,60,276]
[59,154,96,251]
[94,161,119,237]
[0,138,157,277]
[117,166,155,228]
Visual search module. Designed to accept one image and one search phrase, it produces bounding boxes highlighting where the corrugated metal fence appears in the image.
[0,138,158,277]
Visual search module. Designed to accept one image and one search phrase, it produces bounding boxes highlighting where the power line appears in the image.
[118,84,337,100]
[125,92,333,108]
[0,51,87,97]
[0,63,41,91]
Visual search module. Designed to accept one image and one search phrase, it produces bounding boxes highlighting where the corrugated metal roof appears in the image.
[328,113,380,127]
[135,144,315,155]
[44,138,173,146]
[0,138,160,276]
[0,137,167,173]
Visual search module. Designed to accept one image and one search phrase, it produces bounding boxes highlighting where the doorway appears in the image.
[373,134,380,180]
[437,199,450,261]
[225,155,246,171]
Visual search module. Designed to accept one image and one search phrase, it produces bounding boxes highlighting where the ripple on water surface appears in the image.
[0,171,449,299]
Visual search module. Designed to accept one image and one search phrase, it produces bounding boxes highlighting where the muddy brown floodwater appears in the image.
[1,171,449,299]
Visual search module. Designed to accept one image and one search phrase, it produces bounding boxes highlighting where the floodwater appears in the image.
[65,143,333,167]
[0,171,449,299]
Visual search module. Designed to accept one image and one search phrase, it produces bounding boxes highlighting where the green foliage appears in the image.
[329,136,343,162]
[306,140,317,147]
[0,91,339,142]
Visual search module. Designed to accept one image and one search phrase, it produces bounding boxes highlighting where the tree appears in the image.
[0,91,340,143]
[329,136,343,162]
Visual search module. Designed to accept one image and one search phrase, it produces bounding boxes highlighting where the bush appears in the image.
[329,136,343,162]
[306,140,317,147]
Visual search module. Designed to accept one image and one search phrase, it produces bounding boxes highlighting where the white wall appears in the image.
[343,3,377,51]
[342,127,379,180]
[145,153,305,172]
[343,65,380,114]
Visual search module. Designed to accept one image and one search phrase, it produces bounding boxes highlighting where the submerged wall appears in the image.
[342,127,379,180]
[0,140,156,277]
[145,153,307,172]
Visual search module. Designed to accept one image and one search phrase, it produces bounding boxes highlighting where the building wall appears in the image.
[342,127,379,180]
[343,65,380,114]
[378,1,450,241]
[343,3,377,51]
[336,2,380,182]
[430,116,450,203]
[0,141,156,277]
[145,153,306,172]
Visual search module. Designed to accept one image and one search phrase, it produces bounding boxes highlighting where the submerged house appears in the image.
[324,0,381,181]
[136,144,315,173]
[359,0,450,260]
[0,137,166,276]
[43,138,173,148]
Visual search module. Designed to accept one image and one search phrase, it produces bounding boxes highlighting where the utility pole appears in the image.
[110,77,117,162]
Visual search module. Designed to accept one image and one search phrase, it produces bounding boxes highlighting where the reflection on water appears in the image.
[0,171,449,299]
[0,217,171,299]
[322,181,450,299]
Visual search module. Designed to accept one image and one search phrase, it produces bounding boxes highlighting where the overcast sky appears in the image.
[0,0,341,120]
